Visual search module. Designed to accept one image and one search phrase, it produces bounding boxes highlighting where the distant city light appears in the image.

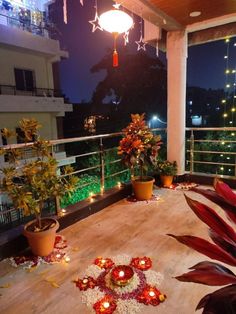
[231,108,236,112]
[226,84,230,88]
[221,99,226,103]
[232,70,236,73]
[224,56,228,59]
[225,69,230,74]
[223,113,228,117]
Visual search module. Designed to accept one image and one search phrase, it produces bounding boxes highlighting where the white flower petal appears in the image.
[145,269,163,286]
[85,264,103,279]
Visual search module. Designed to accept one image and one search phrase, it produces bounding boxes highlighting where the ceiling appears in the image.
[149,0,236,27]
[122,0,236,32]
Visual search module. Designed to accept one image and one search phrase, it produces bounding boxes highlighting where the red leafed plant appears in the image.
[168,179,236,314]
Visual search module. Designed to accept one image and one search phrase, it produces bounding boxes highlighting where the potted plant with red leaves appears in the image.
[0,118,78,256]
[168,179,236,313]
[118,113,162,200]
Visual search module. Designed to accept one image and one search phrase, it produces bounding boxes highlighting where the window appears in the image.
[14,68,35,91]
[16,127,37,144]
[1,129,7,146]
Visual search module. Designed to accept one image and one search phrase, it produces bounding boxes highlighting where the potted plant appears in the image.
[168,179,236,313]
[154,159,177,187]
[118,113,162,200]
[0,118,78,256]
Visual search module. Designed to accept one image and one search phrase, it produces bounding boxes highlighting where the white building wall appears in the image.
[0,47,53,89]
[0,112,58,141]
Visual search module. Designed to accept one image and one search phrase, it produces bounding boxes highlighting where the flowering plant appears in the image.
[154,160,177,176]
[118,114,162,180]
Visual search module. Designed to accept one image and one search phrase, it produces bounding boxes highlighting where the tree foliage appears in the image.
[90,48,167,131]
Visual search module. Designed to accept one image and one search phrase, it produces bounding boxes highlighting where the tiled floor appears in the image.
[0,187,223,313]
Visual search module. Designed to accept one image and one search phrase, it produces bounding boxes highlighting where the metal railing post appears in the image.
[99,138,105,193]
[190,130,194,174]
[235,155,236,178]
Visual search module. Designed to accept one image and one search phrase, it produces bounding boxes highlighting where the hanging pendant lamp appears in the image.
[99,9,133,67]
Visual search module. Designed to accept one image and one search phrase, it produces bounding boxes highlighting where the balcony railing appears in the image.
[0,12,51,38]
[0,84,62,97]
[186,127,236,178]
[1,127,235,230]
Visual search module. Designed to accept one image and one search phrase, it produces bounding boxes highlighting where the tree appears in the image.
[90,48,167,131]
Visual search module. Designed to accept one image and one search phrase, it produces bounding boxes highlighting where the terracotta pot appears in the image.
[132,176,154,200]
[23,218,59,256]
[160,175,174,188]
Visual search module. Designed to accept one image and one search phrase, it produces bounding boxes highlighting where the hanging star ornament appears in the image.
[89,12,103,32]
[156,40,159,57]
[135,35,147,51]
[123,31,129,46]
[113,3,121,9]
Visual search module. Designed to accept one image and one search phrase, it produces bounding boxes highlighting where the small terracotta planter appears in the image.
[132,176,154,200]
[23,218,59,256]
[160,175,174,188]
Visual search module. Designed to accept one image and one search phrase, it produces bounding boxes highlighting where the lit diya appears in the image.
[110,265,134,286]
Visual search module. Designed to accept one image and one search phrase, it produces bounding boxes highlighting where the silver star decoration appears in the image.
[89,12,103,32]
[135,35,147,51]
[124,31,129,45]
[113,3,121,9]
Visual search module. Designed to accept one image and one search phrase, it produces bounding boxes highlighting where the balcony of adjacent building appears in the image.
[0,1,67,59]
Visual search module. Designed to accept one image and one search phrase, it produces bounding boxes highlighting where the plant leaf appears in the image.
[168,234,236,266]
[214,179,236,207]
[196,285,236,314]
[192,187,236,225]
[209,229,236,258]
[176,261,236,285]
[185,195,236,245]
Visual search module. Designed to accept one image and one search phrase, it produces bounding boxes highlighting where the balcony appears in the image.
[0,127,235,242]
[0,12,67,59]
[0,85,72,115]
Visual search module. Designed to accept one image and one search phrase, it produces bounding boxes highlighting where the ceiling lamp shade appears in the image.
[99,9,133,34]
[99,9,133,67]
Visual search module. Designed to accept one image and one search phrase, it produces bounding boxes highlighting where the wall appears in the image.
[0,46,53,89]
[0,112,58,141]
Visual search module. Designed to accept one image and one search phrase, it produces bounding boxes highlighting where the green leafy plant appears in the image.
[154,159,177,176]
[168,179,236,313]
[0,118,78,231]
[118,113,162,180]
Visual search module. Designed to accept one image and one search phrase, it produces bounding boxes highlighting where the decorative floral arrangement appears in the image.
[168,179,236,313]
[74,254,166,314]
[118,114,162,180]
[155,159,177,176]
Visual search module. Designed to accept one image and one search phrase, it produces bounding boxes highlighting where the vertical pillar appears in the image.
[167,30,187,175]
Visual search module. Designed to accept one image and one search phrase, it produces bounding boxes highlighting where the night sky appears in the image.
[55,0,232,103]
